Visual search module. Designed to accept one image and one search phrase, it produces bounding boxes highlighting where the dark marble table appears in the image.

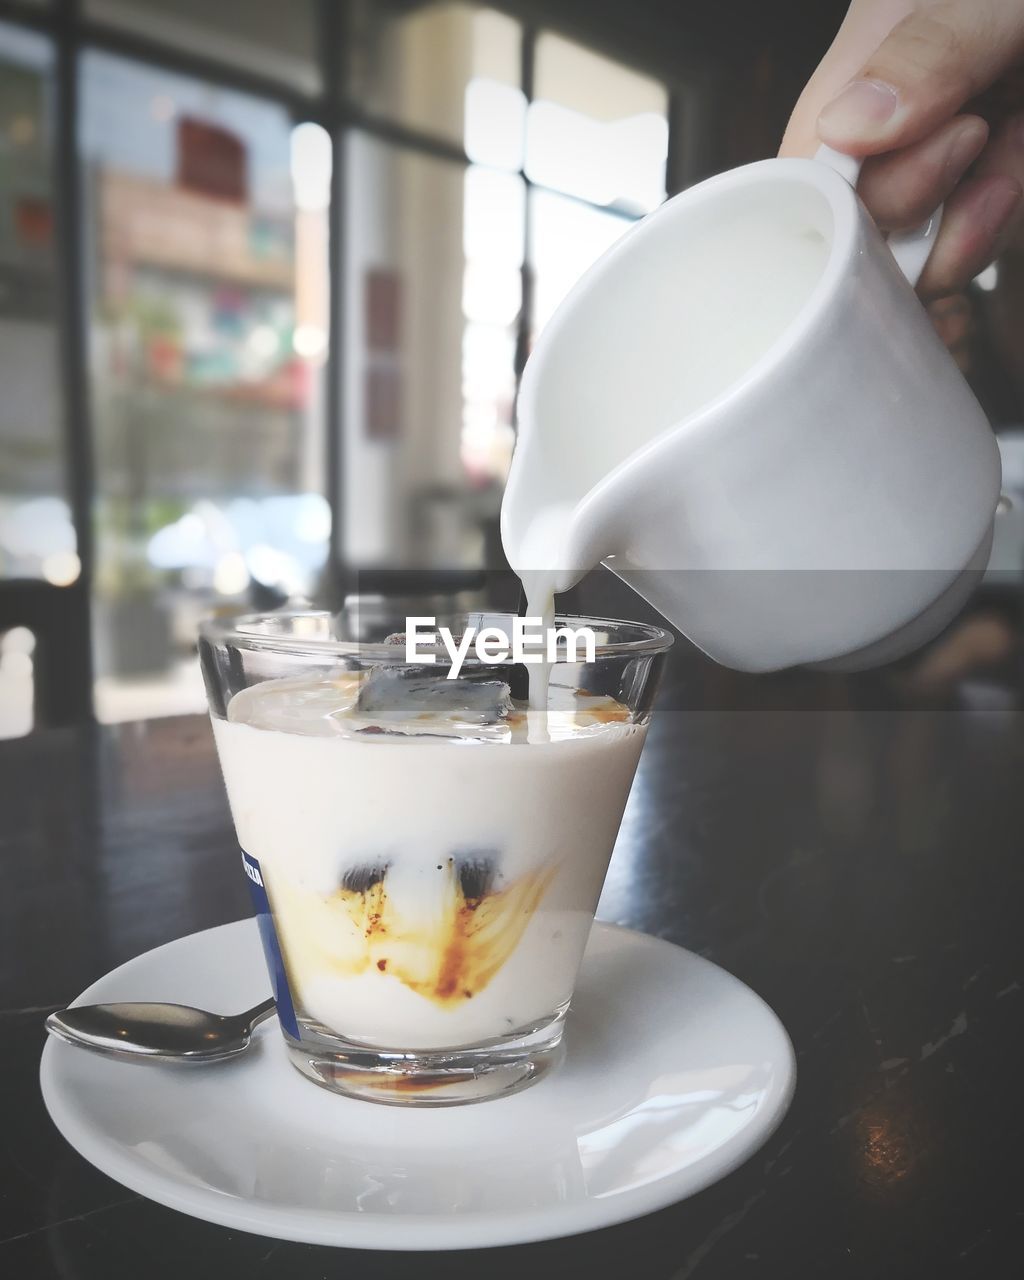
[3,651,1023,1278]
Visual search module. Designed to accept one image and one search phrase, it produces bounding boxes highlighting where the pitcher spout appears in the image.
[501,497,615,597]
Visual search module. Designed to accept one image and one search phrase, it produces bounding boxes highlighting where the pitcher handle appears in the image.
[815,143,942,289]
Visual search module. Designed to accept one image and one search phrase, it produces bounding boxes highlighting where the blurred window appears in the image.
[530,188,637,339]
[84,0,321,93]
[81,50,329,722]
[0,22,74,585]
[462,165,522,488]
[349,3,524,167]
[0,626,35,739]
[343,134,520,569]
[0,2,673,720]
[528,31,668,213]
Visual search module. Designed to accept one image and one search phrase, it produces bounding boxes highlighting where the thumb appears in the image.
[818,2,1024,155]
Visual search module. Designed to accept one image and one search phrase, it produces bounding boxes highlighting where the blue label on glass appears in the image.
[241,850,300,1039]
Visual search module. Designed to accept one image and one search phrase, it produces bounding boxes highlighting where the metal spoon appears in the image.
[45,996,277,1063]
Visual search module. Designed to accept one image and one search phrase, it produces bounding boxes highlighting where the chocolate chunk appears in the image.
[455,852,498,903]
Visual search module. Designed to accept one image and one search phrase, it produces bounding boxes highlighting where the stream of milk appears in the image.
[523,578,555,737]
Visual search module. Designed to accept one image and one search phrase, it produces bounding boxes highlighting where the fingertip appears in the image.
[855,116,989,233]
[951,114,990,161]
[817,79,904,153]
[979,176,1024,238]
[916,175,1024,299]
[819,79,901,129]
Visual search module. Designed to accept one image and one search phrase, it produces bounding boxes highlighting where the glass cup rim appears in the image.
[200,608,674,664]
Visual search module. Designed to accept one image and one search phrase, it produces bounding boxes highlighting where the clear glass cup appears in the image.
[199,609,672,1105]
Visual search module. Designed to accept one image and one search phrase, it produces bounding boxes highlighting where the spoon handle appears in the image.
[246,997,278,1031]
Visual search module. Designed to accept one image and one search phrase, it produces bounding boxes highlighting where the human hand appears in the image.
[781,0,1024,298]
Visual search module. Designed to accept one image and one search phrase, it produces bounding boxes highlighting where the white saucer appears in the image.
[40,919,795,1250]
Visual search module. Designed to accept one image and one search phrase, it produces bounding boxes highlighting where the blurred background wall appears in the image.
[5,0,1021,736]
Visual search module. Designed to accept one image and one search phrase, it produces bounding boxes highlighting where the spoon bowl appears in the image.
[45,997,277,1063]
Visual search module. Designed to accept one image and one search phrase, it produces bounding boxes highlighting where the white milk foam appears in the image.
[213,673,645,1050]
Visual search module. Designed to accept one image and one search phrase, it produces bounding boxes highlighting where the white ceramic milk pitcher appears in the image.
[501,146,1003,672]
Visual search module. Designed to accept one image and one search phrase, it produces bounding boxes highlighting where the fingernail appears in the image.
[981,182,1023,237]
[819,79,900,141]
[944,123,986,182]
